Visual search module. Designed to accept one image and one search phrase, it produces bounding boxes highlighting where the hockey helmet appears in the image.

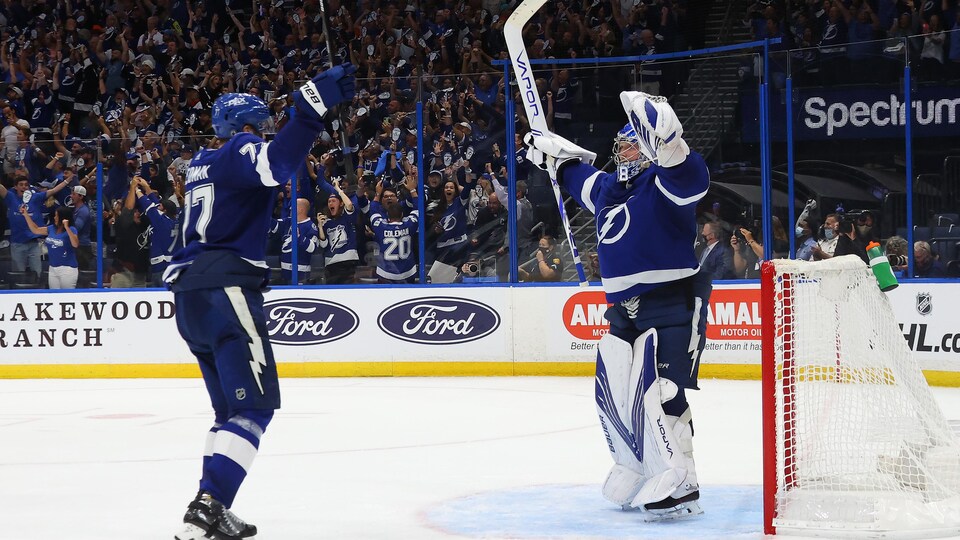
[212,93,270,138]
[612,123,648,183]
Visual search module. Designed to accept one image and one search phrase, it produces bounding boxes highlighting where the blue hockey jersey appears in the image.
[163,113,326,289]
[280,217,320,280]
[137,193,179,276]
[560,153,709,302]
[318,209,359,266]
[368,205,419,281]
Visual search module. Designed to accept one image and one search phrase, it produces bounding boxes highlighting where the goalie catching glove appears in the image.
[524,131,597,180]
[619,91,689,168]
[294,63,358,121]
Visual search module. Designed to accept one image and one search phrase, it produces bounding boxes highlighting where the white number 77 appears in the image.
[183,184,215,244]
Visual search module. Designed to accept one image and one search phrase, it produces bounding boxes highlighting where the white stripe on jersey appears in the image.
[211,429,258,472]
[580,170,603,214]
[653,174,708,207]
[255,142,279,187]
[224,286,268,395]
[601,266,700,294]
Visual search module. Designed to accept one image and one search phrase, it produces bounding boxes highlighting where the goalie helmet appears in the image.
[613,123,649,183]
[212,93,270,138]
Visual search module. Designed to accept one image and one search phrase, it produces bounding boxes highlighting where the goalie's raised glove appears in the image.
[620,91,689,168]
[524,131,597,180]
[294,63,358,121]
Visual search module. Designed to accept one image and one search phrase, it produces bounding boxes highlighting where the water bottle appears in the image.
[866,241,898,292]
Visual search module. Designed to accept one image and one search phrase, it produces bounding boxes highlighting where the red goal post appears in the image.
[761,256,960,538]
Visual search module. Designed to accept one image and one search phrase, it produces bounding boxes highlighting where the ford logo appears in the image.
[378,297,500,345]
[263,298,359,346]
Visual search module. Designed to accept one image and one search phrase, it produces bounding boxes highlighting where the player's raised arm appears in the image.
[269,63,358,182]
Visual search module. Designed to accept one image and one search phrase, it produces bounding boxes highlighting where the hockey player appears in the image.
[163,63,356,539]
[525,92,712,520]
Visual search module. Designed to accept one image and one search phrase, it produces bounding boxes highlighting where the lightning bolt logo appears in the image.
[250,353,266,395]
[598,202,631,245]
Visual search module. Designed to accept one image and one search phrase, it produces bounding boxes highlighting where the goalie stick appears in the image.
[504,0,588,285]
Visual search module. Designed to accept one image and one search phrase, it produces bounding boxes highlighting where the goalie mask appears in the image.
[613,123,649,183]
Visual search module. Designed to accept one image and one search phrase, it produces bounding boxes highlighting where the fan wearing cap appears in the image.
[69,183,95,272]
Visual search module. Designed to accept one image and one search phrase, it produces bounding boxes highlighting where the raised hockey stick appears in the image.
[318,0,357,186]
[504,0,588,285]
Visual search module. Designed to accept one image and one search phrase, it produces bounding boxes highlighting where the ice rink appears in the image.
[3,376,960,539]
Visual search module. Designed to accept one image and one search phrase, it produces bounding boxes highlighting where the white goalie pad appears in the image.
[595,330,697,509]
[619,91,690,168]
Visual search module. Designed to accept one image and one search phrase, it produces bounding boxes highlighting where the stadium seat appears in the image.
[913,226,931,241]
[933,213,959,226]
[947,260,960,278]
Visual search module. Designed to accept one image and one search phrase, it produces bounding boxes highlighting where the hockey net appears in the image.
[761,256,960,538]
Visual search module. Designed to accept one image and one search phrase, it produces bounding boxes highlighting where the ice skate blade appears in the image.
[640,500,703,522]
[175,523,258,540]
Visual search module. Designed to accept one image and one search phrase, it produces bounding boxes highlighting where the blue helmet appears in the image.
[211,93,270,138]
[613,123,649,183]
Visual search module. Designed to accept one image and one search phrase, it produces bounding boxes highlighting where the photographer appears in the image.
[914,241,947,278]
[812,213,840,260]
[833,211,870,264]
[730,226,762,279]
[885,235,909,276]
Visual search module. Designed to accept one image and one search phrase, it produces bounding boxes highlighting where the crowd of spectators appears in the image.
[746,0,960,86]
[0,0,701,288]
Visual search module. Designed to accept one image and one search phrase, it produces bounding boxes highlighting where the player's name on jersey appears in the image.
[383,228,412,238]
[185,165,211,184]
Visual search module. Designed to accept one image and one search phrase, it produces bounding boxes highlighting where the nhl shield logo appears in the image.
[916,292,933,316]
[235,388,247,400]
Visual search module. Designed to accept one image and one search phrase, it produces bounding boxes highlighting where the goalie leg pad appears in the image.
[627,330,699,508]
[596,333,647,504]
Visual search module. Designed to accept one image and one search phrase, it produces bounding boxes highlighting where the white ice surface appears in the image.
[2,377,959,539]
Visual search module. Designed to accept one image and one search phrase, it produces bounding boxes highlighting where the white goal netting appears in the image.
[767,256,960,538]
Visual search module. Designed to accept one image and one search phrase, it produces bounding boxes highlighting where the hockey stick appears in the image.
[318,0,357,186]
[504,0,588,285]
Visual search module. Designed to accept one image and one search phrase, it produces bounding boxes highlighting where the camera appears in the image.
[837,209,871,234]
[888,254,908,266]
[466,262,479,274]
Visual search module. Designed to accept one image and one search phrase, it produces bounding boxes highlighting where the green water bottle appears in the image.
[866,241,898,292]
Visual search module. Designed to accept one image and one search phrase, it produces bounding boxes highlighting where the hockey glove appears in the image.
[294,63,358,121]
[619,91,690,168]
[524,132,597,180]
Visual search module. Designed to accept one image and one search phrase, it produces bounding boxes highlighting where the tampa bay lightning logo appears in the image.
[441,214,457,232]
[597,201,632,245]
[329,225,348,250]
[822,23,838,43]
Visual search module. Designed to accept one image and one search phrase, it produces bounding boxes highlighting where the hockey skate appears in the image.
[641,490,703,522]
[174,491,257,540]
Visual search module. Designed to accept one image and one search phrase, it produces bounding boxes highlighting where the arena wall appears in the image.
[1,283,958,385]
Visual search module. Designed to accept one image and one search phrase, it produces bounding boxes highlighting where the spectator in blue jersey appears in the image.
[427,172,473,283]
[69,184,94,273]
[280,198,320,285]
[20,205,79,289]
[525,92,711,520]
[162,64,355,540]
[133,177,179,287]
[0,176,45,280]
[362,180,420,284]
[318,178,359,285]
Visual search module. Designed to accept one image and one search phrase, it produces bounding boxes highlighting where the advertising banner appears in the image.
[0,282,957,377]
[741,85,960,141]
